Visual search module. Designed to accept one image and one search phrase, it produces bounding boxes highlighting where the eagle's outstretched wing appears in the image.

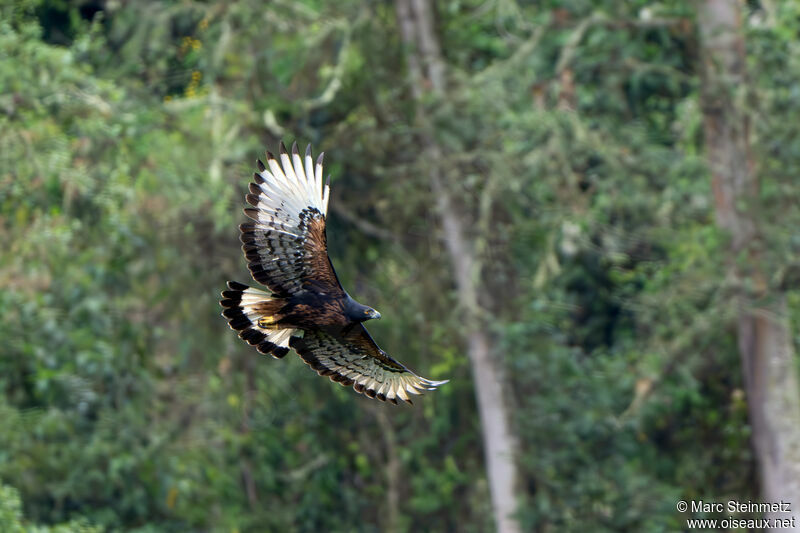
[290,325,449,404]
[240,142,342,298]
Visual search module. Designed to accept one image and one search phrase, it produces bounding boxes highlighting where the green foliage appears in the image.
[0,482,103,532]
[0,1,798,531]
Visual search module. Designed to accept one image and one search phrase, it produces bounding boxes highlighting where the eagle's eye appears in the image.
[364,309,370,315]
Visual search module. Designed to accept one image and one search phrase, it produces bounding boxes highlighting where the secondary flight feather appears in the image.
[220,142,448,404]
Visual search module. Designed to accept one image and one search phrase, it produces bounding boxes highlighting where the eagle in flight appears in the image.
[220,142,448,403]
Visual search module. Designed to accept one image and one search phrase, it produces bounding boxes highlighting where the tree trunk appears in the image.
[394,2,522,532]
[698,1,800,527]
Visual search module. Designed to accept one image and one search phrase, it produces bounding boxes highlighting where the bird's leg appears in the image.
[257,315,279,329]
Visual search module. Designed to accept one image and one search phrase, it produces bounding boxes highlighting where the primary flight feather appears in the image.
[220,142,448,404]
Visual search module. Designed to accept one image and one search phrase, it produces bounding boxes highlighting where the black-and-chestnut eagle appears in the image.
[220,142,448,403]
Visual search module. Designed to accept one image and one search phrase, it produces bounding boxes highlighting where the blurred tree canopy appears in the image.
[1,0,799,531]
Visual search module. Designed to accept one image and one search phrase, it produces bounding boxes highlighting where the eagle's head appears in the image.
[344,296,381,323]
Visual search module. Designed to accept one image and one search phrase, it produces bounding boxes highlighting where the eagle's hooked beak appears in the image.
[368,308,382,320]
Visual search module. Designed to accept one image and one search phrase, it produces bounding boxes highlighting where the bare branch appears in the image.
[331,203,398,243]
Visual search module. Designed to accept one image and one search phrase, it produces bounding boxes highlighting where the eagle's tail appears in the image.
[220,281,297,359]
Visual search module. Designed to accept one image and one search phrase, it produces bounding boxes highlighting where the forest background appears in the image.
[1,0,800,531]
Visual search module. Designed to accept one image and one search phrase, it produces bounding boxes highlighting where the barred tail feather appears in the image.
[220,281,296,358]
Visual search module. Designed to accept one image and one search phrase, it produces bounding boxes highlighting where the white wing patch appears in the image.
[253,142,328,220]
